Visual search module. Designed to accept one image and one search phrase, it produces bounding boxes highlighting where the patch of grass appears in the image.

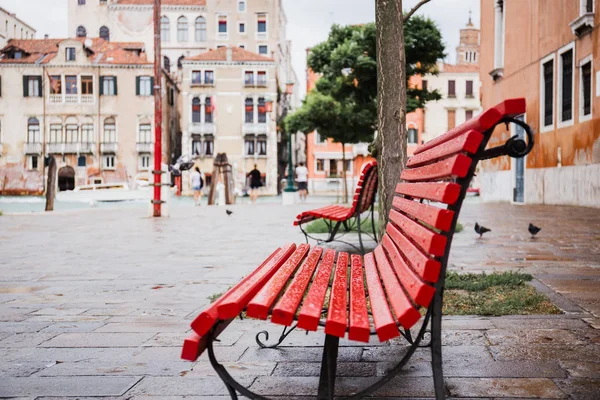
[455,222,463,233]
[305,218,378,234]
[443,271,561,316]
[208,290,226,304]
[0,210,3,216]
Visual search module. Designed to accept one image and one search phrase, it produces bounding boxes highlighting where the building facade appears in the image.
[0,38,177,195]
[0,7,36,48]
[479,0,599,207]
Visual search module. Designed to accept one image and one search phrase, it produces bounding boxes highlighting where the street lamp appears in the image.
[283,81,296,193]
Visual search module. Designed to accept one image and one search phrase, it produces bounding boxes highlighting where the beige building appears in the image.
[0,6,36,48]
[0,37,178,195]
[180,46,278,194]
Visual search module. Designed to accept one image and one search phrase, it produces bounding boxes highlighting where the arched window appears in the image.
[27,117,40,143]
[76,26,87,37]
[192,97,201,123]
[81,117,94,143]
[195,17,207,42]
[138,118,152,143]
[65,117,79,143]
[163,56,170,72]
[177,55,185,69]
[177,16,188,42]
[99,26,110,41]
[160,16,170,42]
[204,97,213,123]
[103,117,116,143]
[245,98,254,123]
[257,97,266,123]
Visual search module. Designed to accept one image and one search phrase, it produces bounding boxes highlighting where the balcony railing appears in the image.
[46,142,94,154]
[48,94,96,104]
[78,142,95,153]
[24,142,42,155]
[242,123,268,135]
[191,81,215,87]
[100,142,118,153]
[136,142,154,153]
[190,123,215,135]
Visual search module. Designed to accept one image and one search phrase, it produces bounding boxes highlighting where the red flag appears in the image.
[46,70,60,94]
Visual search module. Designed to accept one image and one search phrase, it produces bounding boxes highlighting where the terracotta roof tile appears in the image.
[441,63,479,73]
[185,47,274,62]
[116,0,206,5]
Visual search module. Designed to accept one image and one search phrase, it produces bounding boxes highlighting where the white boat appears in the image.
[56,182,151,203]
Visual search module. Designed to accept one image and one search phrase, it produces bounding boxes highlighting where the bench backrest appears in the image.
[349,161,378,215]
[376,98,528,312]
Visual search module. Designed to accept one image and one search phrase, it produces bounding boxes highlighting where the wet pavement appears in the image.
[0,200,598,399]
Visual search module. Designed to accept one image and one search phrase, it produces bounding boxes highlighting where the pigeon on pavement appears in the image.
[528,223,541,237]
[226,210,233,216]
[474,222,491,238]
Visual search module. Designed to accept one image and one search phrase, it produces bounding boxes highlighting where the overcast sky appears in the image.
[0,0,479,97]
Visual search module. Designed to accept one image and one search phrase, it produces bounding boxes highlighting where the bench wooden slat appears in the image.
[348,254,370,343]
[381,235,436,308]
[407,130,483,168]
[389,209,447,257]
[271,246,324,326]
[396,182,462,204]
[325,252,349,338]
[215,244,296,320]
[392,197,455,232]
[386,223,441,283]
[364,252,399,342]
[246,244,311,320]
[373,246,422,329]
[297,249,336,331]
[181,318,233,361]
[401,154,472,182]
[191,248,282,336]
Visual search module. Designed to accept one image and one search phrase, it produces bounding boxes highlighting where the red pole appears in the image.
[152,0,162,217]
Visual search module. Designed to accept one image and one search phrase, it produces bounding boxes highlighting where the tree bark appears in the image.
[341,142,348,204]
[45,156,57,211]
[375,0,407,238]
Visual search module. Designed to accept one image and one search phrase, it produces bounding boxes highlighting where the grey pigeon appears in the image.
[474,222,491,238]
[528,223,541,237]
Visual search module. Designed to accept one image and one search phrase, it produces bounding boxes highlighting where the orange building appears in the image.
[479,0,599,207]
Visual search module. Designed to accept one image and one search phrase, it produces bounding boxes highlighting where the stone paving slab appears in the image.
[0,376,141,397]
[446,378,567,398]
[40,332,156,347]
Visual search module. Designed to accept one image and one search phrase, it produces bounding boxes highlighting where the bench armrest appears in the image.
[480,116,535,161]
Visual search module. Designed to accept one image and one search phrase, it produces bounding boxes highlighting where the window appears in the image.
[65,76,77,94]
[161,16,170,42]
[78,0,86,4]
[103,155,115,170]
[245,97,254,123]
[99,26,110,41]
[139,124,152,143]
[192,71,202,84]
[257,14,267,33]
[101,76,116,95]
[239,44,245,49]
[137,76,153,96]
[27,118,40,143]
[329,160,338,176]
[164,56,170,72]
[78,155,86,167]
[76,26,87,37]
[195,17,206,42]
[239,23,245,33]
[466,80,473,97]
[139,154,151,170]
[447,109,456,130]
[316,159,325,172]
[23,76,41,97]
[178,56,185,69]
[257,97,266,123]
[257,71,267,86]
[65,124,78,143]
[81,124,93,143]
[257,135,267,155]
[103,118,116,142]
[542,57,554,128]
[238,0,246,12]
[81,76,93,95]
[422,80,428,91]
[407,128,418,144]
[204,70,214,85]
[244,136,255,155]
[100,0,107,4]
[192,137,202,156]
[244,71,254,85]
[258,45,268,55]
[465,110,474,120]
[49,124,62,143]
[559,47,574,123]
[580,59,592,119]
[448,80,456,97]
[192,97,201,123]
[204,97,213,123]
[493,0,505,70]
[204,135,214,156]
[218,16,227,34]
[28,155,39,170]
[178,16,188,42]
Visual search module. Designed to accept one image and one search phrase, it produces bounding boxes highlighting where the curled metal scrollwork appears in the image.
[255,324,298,348]
[480,116,535,160]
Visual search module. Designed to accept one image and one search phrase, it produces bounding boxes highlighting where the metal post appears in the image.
[283,93,296,193]
[152,0,162,217]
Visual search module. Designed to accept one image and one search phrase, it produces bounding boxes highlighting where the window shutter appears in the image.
[99,76,104,95]
[150,77,155,95]
[36,76,42,97]
[114,76,118,95]
[23,75,29,97]
[136,76,140,96]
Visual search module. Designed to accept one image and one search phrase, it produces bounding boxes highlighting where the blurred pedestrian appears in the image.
[247,164,262,204]
[296,162,309,202]
[190,167,204,206]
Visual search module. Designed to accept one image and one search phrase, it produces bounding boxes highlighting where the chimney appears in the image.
[44,34,49,39]
[226,47,232,62]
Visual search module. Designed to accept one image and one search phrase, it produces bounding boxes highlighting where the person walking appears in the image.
[295,162,309,202]
[247,164,262,204]
[190,167,204,206]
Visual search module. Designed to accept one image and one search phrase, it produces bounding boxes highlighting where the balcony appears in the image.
[570,12,594,37]
[48,94,96,104]
[24,142,42,155]
[136,142,154,153]
[78,142,95,154]
[190,123,215,135]
[243,123,268,135]
[244,80,268,88]
[190,81,215,88]
[46,142,94,154]
[100,142,118,153]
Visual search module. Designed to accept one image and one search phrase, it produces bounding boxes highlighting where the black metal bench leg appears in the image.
[317,334,339,400]
[370,204,378,243]
[326,221,342,243]
[430,292,446,400]
[356,211,365,254]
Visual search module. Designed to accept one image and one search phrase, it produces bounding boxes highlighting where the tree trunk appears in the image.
[341,142,348,204]
[45,156,57,211]
[375,0,408,238]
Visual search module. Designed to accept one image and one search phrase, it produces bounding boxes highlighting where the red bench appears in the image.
[181,98,534,400]
[294,161,378,253]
